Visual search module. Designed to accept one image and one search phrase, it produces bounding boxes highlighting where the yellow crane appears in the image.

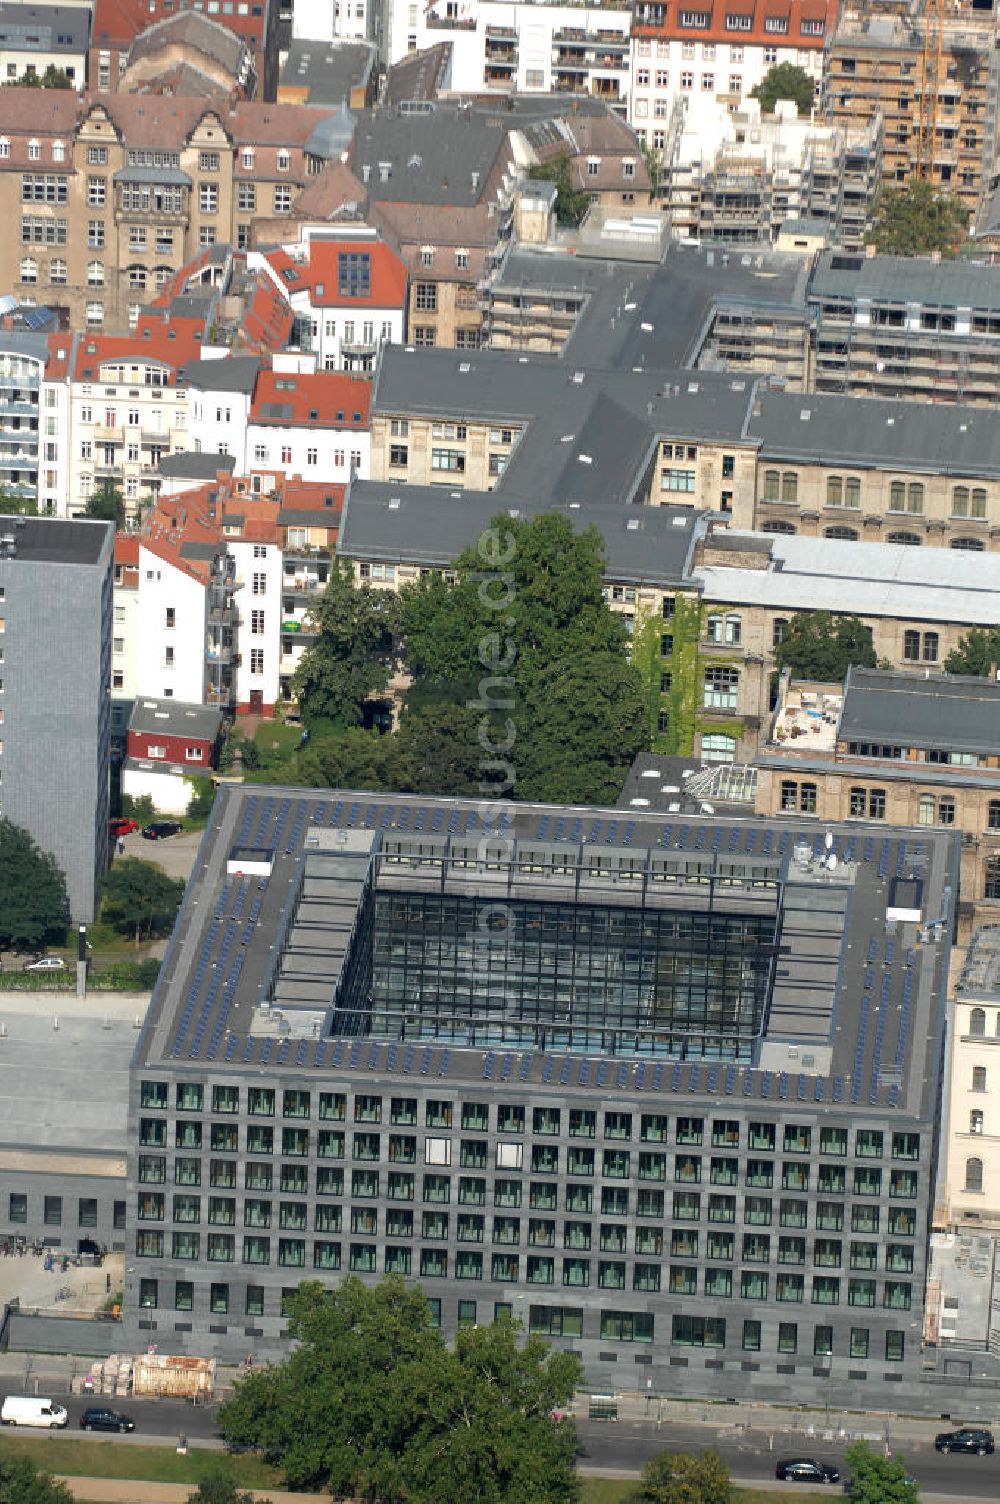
[916,0,944,184]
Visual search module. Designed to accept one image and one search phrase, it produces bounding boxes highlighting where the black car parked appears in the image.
[79,1407,135,1433]
[934,1427,994,1455]
[142,820,183,840]
[775,1457,841,1484]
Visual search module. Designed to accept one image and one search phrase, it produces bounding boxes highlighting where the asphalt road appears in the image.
[573,1416,1000,1496]
[12,1397,1000,1499]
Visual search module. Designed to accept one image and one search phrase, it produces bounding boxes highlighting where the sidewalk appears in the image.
[57,1482,330,1504]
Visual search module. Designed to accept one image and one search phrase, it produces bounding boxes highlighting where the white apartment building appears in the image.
[385,0,631,110]
[231,537,283,715]
[628,0,835,158]
[136,544,214,704]
[68,328,200,518]
[0,331,69,515]
[186,356,260,465]
[243,366,371,483]
[251,232,407,376]
[293,0,371,42]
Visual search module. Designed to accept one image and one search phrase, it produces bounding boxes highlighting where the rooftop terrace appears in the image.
[138,787,955,1126]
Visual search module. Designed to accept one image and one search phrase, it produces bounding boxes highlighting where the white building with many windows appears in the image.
[251,232,407,376]
[384,0,631,110]
[628,0,836,160]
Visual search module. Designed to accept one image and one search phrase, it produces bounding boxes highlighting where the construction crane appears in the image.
[916,0,944,183]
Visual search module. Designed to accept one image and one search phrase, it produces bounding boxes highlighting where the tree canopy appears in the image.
[868,179,968,257]
[775,611,878,683]
[750,62,814,116]
[633,1448,732,1504]
[0,1451,72,1503]
[217,1277,582,1504]
[185,1471,255,1504]
[19,65,73,89]
[85,480,125,528]
[101,858,185,944]
[288,512,648,805]
[525,153,591,227]
[0,820,67,951]
[292,561,400,730]
[944,625,1000,677]
[845,1441,920,1503]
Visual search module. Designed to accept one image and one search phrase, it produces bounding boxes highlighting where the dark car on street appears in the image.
[934,1427,994,1455]
[80,1407,135,1432]
[775,1457,841,1484]
[142,820,182,840]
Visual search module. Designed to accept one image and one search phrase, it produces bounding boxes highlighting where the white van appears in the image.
[0,1396,69,1428]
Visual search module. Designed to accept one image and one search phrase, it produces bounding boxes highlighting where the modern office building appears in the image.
[0,513,113,921]
[125,784,954,1406]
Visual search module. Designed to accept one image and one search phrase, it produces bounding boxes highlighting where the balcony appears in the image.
[95,461,123,477]
[485,47,517,65]
[282,543,331,562]
[282,576,323,594]
[206,644,235,665]
[425,12,476,27]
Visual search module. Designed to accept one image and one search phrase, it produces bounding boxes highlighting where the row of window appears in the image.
[761,521,986,550]
[6,1194,124,1227]
[139,1089,920,1159]
[136,1164,918,1224]
[759,471,986,518]
[136,1197,914,1265]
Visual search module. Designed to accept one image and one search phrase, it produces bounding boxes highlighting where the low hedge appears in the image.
[0,959,160,991]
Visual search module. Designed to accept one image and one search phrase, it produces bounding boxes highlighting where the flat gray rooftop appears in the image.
[137,785,955,1127]
[0,3,89,52]
[0,994,139,1155]
[374,347,758,506]
[839,667,1000,756]
[809,249,1000,311]
[279,39,373,106]
[0,515,110,566]
[754,388,1000,478]
[339,482,703,583]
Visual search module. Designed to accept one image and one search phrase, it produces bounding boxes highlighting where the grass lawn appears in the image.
[0,1437,281,1489]
[253,722,303,761]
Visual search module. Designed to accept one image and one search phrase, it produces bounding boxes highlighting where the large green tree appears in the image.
[750,62,814,115]
[869,179,968,257]
[0,1452,72,1502]
[944,625,1000,677]
[633,1448,732,1504]
[101,858,185,944]
[775,611,878,683]
[399,512,647,802]
[845,1441,920,1503]
[85,480,125,528]
[293,561,400,729]
[0,820,67,950]
[218,1277,581,1504]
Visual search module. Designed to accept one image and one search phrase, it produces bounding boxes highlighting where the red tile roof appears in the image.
[140,493,224,583]
[70,312,208,382]
[238,273,294,352]
[632,0,835,46]
[249,369,371,428]
[91,0,270,54]
[264,238,408,309]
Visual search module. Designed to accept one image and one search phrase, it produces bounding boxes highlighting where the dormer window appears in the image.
[587,156,601,176]
[276,149,290,172]
[679,10,710,25]
[764,14,788,30]
[800,17,824,33]
[725,13,752,28]
[0,139,9,159]
[27,139,40,161]
[242,147,254,170]
[53,140,65,162]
